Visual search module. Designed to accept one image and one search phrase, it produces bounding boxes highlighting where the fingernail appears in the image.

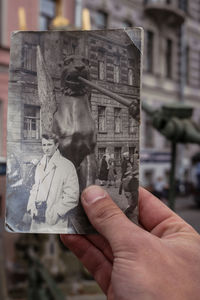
[82,186,106,205]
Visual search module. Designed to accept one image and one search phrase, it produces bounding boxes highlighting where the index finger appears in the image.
[138,187,189,234]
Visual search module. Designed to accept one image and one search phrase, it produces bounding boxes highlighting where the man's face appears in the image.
[42,138,58,159]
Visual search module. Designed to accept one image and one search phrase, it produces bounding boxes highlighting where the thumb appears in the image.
[81,185,142,250]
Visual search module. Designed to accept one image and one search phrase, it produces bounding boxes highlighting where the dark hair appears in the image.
[42,132,59,144]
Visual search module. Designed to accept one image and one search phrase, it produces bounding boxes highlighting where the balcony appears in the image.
[144,0,186,26]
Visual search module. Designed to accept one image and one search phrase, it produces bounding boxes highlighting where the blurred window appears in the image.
[0,163,6,176]
[145,116,154,147]
[98,106,106,132]
[166,38,172,78]
[24,105,40,140]
[146,30,154,73]
[40,0,56,30]
[95,11,108,29]
[186,45,190,85]
[114,108,122,133]
[178,0,187,12]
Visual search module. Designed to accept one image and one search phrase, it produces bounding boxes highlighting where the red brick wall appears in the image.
[0,73,8,157]
[63,0,75,25]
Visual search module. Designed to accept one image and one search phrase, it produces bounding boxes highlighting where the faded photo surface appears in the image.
[6,29,142,234]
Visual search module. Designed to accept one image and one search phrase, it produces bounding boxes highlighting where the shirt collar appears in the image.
[47,149,61,167]
[40,149,61,168]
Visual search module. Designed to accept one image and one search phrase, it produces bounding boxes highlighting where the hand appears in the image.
[61,186,200,300]
[28,206,37,218]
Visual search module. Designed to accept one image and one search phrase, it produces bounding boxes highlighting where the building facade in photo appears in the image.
[6,29,140,194]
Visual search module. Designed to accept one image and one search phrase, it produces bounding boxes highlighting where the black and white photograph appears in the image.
[6,28,142,234]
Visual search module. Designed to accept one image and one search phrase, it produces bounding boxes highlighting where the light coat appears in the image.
[27,150,79,233]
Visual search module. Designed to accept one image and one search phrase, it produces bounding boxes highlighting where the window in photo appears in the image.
[23,44,37,72]
[114,147,122,165]
[23,105,40,140]
[98,61,105,80]
[114,108,122,133]
[128,68,134,85]
[114,65,120,83]
[98,106,106,132]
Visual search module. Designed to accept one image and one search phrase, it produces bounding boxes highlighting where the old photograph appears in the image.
[6,28,142,234]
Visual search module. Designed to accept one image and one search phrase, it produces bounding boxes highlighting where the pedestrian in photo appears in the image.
[119,152,130,195]
[107,158,117,188]
[98,155,108,186]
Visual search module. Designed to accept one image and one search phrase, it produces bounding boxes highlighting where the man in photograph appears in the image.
[26,132,79,233]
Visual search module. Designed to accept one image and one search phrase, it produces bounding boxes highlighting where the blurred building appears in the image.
[0,0,76,295]
[80,0,200,188]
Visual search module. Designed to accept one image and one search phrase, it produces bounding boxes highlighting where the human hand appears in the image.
[61,186,200,300]
[28,205,37,218]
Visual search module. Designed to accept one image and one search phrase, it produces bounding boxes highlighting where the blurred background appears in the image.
[1,0,200,299]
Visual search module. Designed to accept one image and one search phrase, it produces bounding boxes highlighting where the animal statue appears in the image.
[37,46,96,193]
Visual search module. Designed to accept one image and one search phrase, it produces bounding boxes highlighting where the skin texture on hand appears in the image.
[61,186,200,300]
